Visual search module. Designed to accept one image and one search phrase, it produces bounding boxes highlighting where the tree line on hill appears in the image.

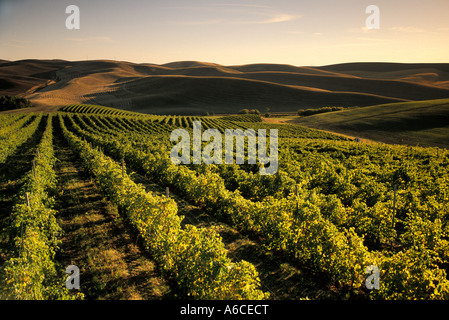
[237,106,348,118]
[297,106,345,117]
[238,108,261,115]
[238,108,273,118]
[0,95,33,111]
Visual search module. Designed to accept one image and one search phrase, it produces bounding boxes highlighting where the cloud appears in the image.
[232,13,299,25]
[172,19,224,26]
[286,31,326,37]
[4,43,26,49]
[3,39,28,49]
[164,4,274,12]
[390,26,425,33]
[175,14,298,26]
[208,3,273,10]
[347,27,375,34]
[168,4,300,26]
[308,41,389,50]
[260,13,298,24]
[65,36,114,43]
[357,37,390,42]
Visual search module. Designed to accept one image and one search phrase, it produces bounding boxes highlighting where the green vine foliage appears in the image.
[5,110,444,300]
[0,115,83,300]
[63,112,449,300]
[59,114,267,300]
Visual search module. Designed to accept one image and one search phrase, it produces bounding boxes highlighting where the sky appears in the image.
[1,0,449,66]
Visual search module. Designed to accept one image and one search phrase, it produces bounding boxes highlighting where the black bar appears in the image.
[1,300,448,319]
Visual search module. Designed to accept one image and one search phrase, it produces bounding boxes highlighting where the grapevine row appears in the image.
[71,112,449,256]
[0,114,42,165]
[59,114,267,300]
[0,113,27,130]
[66,113,449,299]
[75,112,394,250]
[64,114,372,289]
[0,115,80,300]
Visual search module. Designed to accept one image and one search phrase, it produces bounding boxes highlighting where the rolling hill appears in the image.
[319,62,449,89]
[292,98,449,148]
[1,59,449,115]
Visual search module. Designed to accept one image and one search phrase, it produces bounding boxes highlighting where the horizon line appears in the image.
[2,58,449,68]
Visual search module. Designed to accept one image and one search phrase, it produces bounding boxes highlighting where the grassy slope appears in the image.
[0,60,71,97]
[318,62,449,90]
[292,98,449,148]
[3,60,449,115]
[115,75,405,115]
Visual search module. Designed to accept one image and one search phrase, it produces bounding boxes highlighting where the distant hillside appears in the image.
[110,75,406,115]
[1,59,449,115]
[0,59,72,96]
[293,98,449,149]
[319,62,449,89]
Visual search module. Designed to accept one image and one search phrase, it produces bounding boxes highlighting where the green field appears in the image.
[1,104,449,301]
[293,98,449,149]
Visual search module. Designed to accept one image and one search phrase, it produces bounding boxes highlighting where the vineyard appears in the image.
[1,104,449,300]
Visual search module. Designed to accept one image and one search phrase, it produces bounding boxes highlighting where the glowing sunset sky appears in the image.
[1,0,448,65]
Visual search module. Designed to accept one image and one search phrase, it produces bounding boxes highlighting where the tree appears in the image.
[297,106,344,117]
[0,95,33,111]
[250,109,260,115]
